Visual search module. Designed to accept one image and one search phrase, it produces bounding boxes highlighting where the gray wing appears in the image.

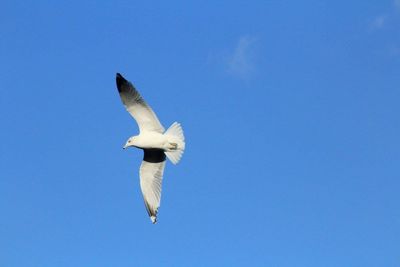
[139,149,167,224]
[116,73,165,133]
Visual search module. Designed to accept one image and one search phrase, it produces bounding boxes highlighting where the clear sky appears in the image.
[1,1,399,266]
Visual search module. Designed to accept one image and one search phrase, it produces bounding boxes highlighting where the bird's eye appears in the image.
[128,140,131,143]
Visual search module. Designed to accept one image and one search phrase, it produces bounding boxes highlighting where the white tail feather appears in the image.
[164,122,185,164]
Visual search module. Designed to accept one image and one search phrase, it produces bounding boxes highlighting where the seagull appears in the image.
[116,73,185,224]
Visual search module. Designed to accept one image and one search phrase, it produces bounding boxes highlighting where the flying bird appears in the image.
[116,73,185,224]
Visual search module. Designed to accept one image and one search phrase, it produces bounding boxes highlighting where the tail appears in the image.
[164,122,185,164]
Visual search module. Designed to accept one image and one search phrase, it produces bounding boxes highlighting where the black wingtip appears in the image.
[116,72,125,81]
[116,73,127,90]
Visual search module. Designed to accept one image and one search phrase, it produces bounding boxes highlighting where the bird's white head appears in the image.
[123,136,138,149]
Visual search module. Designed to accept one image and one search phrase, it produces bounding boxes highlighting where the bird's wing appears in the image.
[139,149,167,224]
[116,73,165,133]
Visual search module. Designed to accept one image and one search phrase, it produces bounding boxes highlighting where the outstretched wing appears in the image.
[139,149,166,224]
[116,73,165,133]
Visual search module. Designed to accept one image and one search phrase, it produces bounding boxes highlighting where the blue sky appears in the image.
[1,1,400,266]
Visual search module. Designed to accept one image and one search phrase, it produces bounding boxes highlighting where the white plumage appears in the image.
[139,161,165,224]
[116,73,185,224]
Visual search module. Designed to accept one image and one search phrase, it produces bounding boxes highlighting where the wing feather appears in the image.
[139,155,166,224]
[116,73,165,133]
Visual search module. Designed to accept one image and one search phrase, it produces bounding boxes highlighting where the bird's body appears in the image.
[115,73,185,224]
[128,131,168,149]
[125,131,183,152]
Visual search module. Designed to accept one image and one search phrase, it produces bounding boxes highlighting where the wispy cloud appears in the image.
[388,44,400,56]
[369,1,400,31]
[368,3,400,57]
[394,0,400,10]
[226,36,257,78]
[369,15,387,30]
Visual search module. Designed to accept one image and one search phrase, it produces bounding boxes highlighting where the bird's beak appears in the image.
[123,145,127,149]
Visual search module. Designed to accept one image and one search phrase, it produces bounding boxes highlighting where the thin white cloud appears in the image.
[369,1,400,31]
[395,0,400,10]
[388,44,400,56]
[370,15,387,30]
[227,36,257,78]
